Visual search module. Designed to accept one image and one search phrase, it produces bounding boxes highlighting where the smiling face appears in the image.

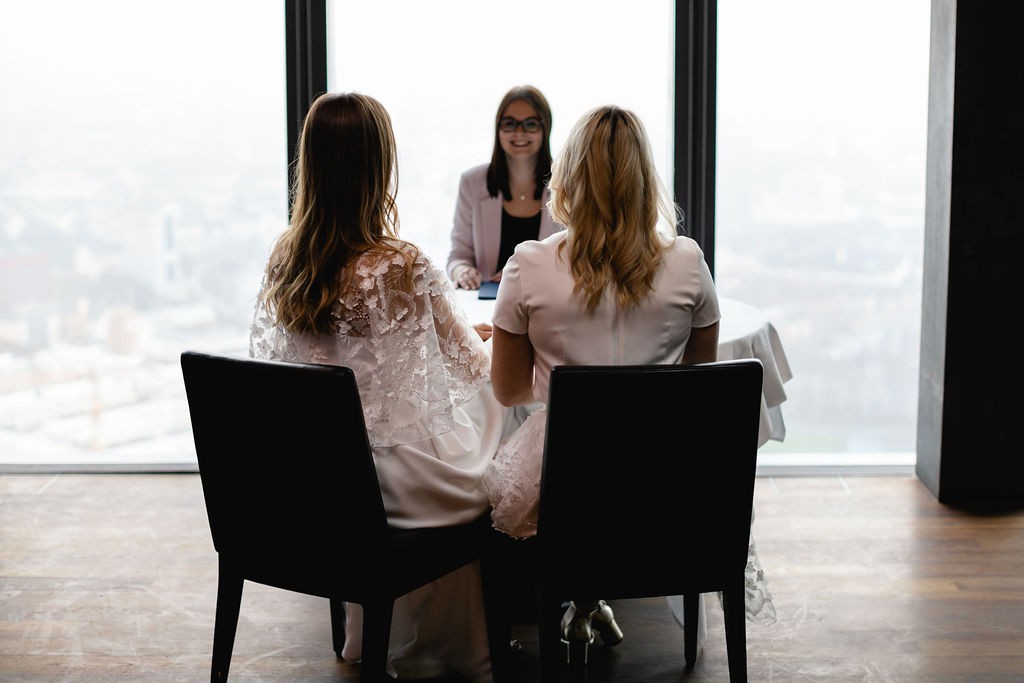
[498,99,544,161]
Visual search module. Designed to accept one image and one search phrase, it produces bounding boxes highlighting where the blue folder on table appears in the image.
[478,281,499,300]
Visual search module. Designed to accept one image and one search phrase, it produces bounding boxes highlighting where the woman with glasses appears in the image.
[446,85,564,290]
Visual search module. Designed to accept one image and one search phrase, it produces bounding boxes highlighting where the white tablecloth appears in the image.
[716,297,792,447]
[454,290,792,448]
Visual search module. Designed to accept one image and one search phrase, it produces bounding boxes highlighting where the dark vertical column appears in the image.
[917,0,1024,506]
[674,0,717,275]
[284,0,327,216]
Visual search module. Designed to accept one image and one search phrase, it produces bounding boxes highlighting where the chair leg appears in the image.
[721,583,748,683]
[537,594,566,682]
[479,533,514,682]
[211,560,244,682]
[683,592,700,670]
[329,598,347,658]
[359,599,394,683]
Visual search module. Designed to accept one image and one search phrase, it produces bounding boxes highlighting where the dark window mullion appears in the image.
[674,0,717,276]
[285,0,327,216]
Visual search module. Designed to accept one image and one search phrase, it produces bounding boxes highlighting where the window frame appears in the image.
[284,0,718,270]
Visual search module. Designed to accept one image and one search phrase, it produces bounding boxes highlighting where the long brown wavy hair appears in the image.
[548,105,677,312]
[261,92,413,334]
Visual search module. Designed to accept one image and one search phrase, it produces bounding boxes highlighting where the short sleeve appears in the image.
[691,245,721,328]
[491,248,529,334]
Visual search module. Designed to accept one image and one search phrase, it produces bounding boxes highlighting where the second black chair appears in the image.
[532,359,764,682]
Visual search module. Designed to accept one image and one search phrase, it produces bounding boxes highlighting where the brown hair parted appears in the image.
[262,92,415,334]
[486,85,554,201]
[548,105,678,312]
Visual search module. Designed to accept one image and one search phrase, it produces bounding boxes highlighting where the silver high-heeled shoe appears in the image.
[560,601,595,664]
[590,600,624,647]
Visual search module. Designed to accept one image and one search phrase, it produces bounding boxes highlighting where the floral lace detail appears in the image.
[713,515,777,624]
[249,241,490,447]
[733,531,778,624]
[480,408,548,539]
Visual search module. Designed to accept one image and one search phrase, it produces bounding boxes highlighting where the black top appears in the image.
[497,209,541,273]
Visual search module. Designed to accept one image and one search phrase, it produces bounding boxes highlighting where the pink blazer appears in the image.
[446,163,563,281]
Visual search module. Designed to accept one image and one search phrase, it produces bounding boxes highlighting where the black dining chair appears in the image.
[530,359,764,682]
[180,350,505,683]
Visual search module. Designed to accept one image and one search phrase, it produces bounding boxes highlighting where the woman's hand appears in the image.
[455,265,483,290]
[474,323,493,342]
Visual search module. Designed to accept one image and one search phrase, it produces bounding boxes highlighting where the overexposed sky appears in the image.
[0,1,284,142]
[327,0,674,260]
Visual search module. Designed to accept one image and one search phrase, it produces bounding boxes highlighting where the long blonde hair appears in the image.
[261,92,413,334]
[548,105,677,312]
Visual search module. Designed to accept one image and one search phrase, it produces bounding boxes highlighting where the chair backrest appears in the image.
[180,351,389,594]
[535,359,764,601]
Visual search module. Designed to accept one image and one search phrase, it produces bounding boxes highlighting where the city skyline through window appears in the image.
[0,1,286,467]
[716,0,929,463]
[0,1,929,469]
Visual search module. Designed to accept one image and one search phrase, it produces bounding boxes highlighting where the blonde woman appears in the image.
[480,105,723,659]
[250,92,502,683]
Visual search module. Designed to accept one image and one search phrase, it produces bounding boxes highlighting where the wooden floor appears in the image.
[1,474,1022,682]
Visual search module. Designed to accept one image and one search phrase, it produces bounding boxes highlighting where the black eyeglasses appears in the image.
[499,116,543,134]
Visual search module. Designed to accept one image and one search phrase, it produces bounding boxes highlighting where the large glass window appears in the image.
[715,0,930,463]
[0,2,286,469]
[326,0,674,268]
[2,1,930,470]
[331,0,929,466]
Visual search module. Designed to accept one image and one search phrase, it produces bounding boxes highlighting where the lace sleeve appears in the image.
[249,244,491,448]
[424,256,492,402]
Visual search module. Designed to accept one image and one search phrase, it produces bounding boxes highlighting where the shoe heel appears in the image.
[562,635,590,665]
[560,601,594,666]
[591,600,624,647]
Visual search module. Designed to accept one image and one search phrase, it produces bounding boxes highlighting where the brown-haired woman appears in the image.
[250,91,502,683]
[446,85,564,290]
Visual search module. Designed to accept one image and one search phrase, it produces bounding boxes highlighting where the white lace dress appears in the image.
[249,241,502,682]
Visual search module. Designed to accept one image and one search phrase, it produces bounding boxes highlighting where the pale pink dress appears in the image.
[480,231,721,538]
